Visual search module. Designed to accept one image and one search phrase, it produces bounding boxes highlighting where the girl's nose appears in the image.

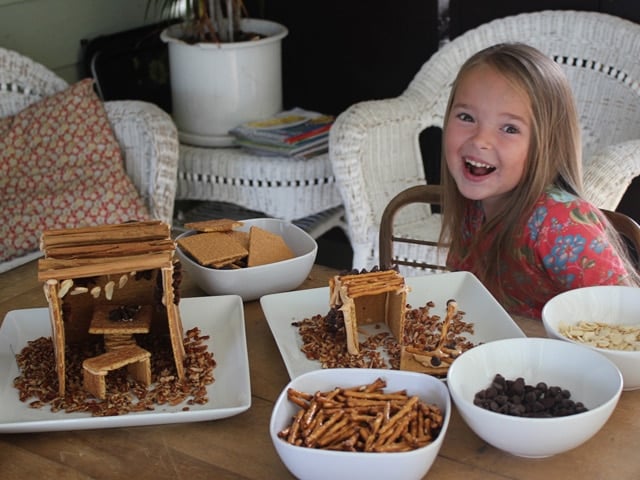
[471,126,492,150]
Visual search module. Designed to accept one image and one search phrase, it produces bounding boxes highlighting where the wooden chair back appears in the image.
[379,185,640,272]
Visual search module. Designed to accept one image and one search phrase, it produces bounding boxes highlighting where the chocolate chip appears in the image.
[473,374,588,418]
[108,304,141,322]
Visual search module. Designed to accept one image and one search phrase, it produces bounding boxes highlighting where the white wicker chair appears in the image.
[0,47,179,272]
[329,10,640,272]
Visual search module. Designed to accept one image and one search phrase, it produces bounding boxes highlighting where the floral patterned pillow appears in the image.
[0,79,150,264]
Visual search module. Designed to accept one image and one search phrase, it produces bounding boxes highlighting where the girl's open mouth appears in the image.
[465,158,496,176]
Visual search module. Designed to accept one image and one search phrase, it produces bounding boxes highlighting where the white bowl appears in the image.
[542,285,640,390]
[270,368,451,480]
[447,337,622,458]
[176,218,317,301]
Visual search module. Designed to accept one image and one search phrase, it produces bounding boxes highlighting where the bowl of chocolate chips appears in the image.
[446,337,623,458]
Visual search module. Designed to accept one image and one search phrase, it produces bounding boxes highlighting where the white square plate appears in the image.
[0,296,251,433]
[261,271,525,379]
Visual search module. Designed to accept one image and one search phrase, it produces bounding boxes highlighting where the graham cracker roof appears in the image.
[38,221,175,281]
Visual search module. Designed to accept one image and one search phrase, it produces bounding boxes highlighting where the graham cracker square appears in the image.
[184,218,244,232]
[177,231,248,267]
[226,230,250,250]
[247,226,295,267]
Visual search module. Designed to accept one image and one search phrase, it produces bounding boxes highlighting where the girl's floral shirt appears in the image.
[447,187,630,319]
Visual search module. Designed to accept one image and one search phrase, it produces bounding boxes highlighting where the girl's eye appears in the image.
[456,112,473,122]
[503,124,520,134]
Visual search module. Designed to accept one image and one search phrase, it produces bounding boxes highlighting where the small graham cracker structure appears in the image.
[329,269,409,355]
[399,299,460,376]
[329,269,463,376]
[37,221,185,399]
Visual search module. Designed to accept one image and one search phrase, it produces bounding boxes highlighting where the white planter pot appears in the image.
[161,19,288,147]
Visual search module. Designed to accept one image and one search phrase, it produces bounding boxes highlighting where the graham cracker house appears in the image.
[37,221,185,398]
[329,269,408,356]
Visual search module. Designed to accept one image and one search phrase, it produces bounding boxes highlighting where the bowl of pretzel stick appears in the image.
[270,368,451,480]
[542,285,640,390]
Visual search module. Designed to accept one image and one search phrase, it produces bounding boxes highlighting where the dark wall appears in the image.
[448,0,640,38]
[259,0,440,116]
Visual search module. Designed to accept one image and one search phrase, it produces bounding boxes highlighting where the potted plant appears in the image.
[148,0,288,147]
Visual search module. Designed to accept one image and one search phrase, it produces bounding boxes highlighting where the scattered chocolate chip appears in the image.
[473,374,588,417]
[108,305,141,322]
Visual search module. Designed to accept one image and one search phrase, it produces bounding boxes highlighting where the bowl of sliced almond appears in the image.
[175,218,317,301]
[542,285,640,391]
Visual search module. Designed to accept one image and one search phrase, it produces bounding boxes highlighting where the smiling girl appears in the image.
[439,43,639,319]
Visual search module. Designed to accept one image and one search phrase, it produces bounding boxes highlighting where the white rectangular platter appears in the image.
[0,296,251,433]
[261,271,525,379]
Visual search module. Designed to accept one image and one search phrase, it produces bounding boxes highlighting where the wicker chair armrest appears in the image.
[329,97,438,266]
[0,47,69,117]
[104,100,179,224]
[583,140,640,211]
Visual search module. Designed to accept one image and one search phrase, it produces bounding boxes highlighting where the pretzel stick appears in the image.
[342,377,386,393]
[287,388,311,409]
[375,412,415,449]
[323,387,342,400]
[376,442,414,453]
[305,411,345,447]
[302,399,320,428]
[364,412,385,451]
[315,417,353,447]
[345,398,407,409]
[343,390,408,401]
[302,411,323,438]
[377,395,419,437]
[324,425,358,448]
[383,400,392,422]
[333,431,359,451]
[404,345,451,359]
[287,409,305,444]
[436,299,458,351]
[412,410,420,438]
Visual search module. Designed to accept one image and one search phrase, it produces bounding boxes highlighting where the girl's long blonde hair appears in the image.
[439,43,638,293]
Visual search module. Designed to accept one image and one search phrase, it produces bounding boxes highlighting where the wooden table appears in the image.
[0,261,638,479]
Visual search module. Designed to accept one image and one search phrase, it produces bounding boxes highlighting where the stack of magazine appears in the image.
[230,108,334,158]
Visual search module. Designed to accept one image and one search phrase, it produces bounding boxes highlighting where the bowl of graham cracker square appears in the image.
[175,218,317,301]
